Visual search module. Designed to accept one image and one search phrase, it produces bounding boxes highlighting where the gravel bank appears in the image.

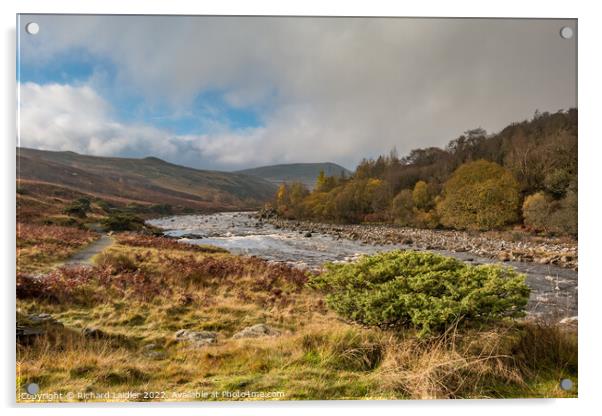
[260,216,577,270]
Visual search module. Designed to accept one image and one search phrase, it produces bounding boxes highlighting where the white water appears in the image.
[149,212,577,320]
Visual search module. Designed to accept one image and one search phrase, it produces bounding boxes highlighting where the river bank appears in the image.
[259,214,578,270]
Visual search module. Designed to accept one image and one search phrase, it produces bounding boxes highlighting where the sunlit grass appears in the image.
[17,234,577,401]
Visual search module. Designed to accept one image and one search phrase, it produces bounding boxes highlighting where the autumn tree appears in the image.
[275,184,290,214]
[522,192,549,231]
[412,180,431,210]
[390,189,414,226]
[437,160,520,230]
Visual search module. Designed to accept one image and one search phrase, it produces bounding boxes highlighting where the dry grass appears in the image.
[17,223,98,273]
[375,322,577,399]
[16,233,577,402]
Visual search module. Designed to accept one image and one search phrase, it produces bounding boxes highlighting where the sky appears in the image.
[17,15,577,171]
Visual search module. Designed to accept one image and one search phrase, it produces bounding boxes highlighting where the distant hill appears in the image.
[237,162,352,189]
[17,148,277,212]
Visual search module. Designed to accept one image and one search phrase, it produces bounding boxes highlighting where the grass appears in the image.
[17,223,99,273]
[16,233,577,402]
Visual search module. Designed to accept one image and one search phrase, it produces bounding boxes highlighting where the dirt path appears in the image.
[63,233,114,266]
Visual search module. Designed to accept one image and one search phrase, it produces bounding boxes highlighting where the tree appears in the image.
[288,182,310,218]
[315,170,327,191]
[522,192,549,231]
[412,180,431,210]
[437,160,520,230]
[315,170,338,193]
[543,169,572,198]
[548,190,577,236]
[523,190,577,236]
[390,189,414,226]
[275,184,290,214]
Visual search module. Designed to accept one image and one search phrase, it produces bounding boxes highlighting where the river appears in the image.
[148,212,577,321]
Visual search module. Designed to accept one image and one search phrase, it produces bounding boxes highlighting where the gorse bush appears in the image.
[310,251,530,336]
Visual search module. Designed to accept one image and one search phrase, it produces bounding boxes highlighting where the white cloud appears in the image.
[18,82,181,159]
[18,16,577,170]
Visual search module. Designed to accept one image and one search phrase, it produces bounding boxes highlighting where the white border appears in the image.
[2,1,601,415]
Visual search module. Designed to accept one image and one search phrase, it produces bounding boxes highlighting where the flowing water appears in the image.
[149,212,577,320]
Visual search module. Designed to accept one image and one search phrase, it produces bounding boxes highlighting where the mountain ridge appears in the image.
[17,147,277,212]
[237,162,352,189]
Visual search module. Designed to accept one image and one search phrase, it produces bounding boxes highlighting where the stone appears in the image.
[180,233,204,239]
[559,316,578,325]
[232,324,280,339]
[304,232,312,237]
[28,313,63,327]
[174,329,217,347]
[17,324,45,344]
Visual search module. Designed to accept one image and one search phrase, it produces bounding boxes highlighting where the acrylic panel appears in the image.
[16,15,577,402]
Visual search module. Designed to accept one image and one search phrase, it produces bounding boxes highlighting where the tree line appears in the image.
[273,109,577,236]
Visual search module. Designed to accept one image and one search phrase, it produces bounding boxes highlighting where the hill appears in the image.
[272,108,577,235]
[17,148,277,213]
[238,162,352,189]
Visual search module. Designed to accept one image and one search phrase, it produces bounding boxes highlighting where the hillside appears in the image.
[272,109,577,235]
[238,162,352,189]
[17,148,277,212]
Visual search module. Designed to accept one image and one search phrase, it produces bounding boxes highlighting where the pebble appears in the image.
[262,217,577,269]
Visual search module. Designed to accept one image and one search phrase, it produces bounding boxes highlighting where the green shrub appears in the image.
[437,160,520,230]
[310,251,530,336]
[547,191,577,236]
[522,192,549,231]
[96,199,114,212]
[523,191,577,236]
[63,198,92,218]
[102,212,146,232]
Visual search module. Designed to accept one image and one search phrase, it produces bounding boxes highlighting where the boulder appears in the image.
[16,324,45,344]
[232,324,280,339]
[28,313,62,326]
[174,329,217,347]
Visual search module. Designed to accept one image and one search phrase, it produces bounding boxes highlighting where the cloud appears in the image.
[18,16,577,170]
[18,82,181,159]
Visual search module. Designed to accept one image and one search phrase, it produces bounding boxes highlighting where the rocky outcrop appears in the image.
[17,313,64,344]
